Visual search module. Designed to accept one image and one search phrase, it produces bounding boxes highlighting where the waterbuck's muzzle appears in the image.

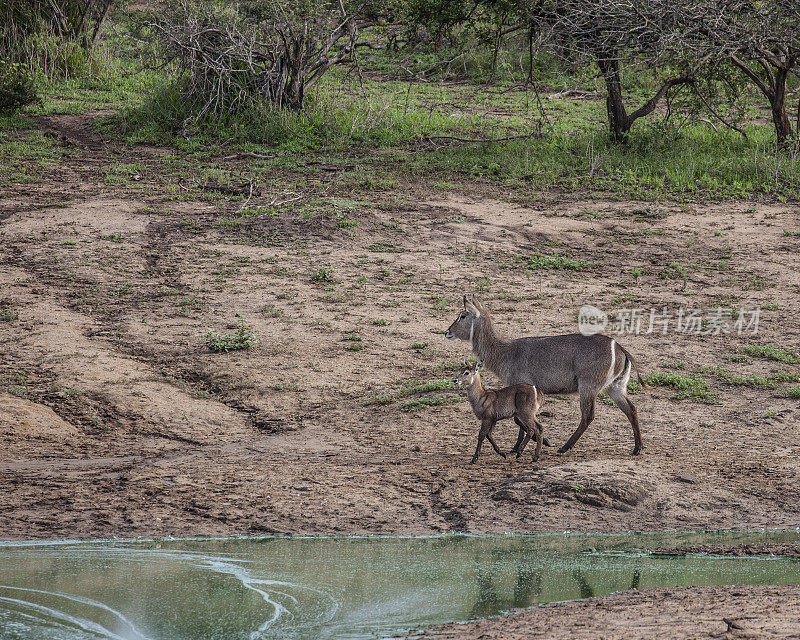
[445,329,455,340]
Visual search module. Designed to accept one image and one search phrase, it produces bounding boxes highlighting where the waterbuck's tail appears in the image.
[617,343,649,389]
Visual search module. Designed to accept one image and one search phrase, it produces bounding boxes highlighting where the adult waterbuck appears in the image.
[445,296,645,455]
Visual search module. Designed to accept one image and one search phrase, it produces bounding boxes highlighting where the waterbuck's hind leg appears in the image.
[559,386,596,454]
[514,419,533,459]
[534,419,551,447]
[531,423,543,463]
[510,417,527,454]
[607,386,643,455]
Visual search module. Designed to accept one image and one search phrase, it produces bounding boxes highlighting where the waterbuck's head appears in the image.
[445,295,483,343]
[454,358,483,387]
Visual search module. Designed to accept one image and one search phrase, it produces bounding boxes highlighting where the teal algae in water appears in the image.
[1,530,800,639]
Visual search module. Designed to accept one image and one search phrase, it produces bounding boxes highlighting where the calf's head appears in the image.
[454,359,483,387]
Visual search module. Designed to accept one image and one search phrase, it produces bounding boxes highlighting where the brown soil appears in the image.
[653,543,800,557]
[1,114,800,544]
[417,585,800,639]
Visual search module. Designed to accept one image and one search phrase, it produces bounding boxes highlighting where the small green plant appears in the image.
[372,319,390,326]
[0,307,19,322]
[310,266,335,283]
[782,386,800,399]
[412,342,429,352]
[661,262,688,288]
[205,318,257,352]
[345,342,364,351]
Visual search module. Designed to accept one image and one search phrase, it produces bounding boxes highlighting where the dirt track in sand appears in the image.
[1,112,800,544]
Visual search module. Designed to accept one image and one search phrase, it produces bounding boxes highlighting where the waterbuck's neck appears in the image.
[471,314,506,372]
[465,374,486,411]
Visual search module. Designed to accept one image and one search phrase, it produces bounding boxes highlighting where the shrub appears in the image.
[0,60,38,113]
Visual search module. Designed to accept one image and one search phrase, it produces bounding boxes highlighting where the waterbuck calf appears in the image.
[445,296,645,455]
[455,359,545,463]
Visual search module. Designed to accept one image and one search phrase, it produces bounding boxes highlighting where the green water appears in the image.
[1,530,800,640]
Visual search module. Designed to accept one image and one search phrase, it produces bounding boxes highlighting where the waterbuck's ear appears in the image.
[462,357,469,368]
[472,295,487,313]
[464,296,480,317]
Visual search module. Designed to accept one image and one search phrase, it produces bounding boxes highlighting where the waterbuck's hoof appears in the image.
[542,437,552,447]
[515,452,523,460]
[500,453,507,459]
[470,457,478,464]
[557,446,569,454]
[631,446,642,456]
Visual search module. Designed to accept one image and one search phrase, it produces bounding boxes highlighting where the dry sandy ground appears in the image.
[1,114,800,540]
[1,113,800,636]
[418,585,800,639]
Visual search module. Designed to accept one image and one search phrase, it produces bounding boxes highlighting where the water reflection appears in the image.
[0,530,798,640]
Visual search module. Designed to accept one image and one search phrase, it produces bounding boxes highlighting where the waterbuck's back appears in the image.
[494,333,619,394]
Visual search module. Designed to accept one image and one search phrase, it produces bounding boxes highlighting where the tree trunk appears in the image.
[597,56,629,141]
[731,55,795,147]
[771,67,793,147]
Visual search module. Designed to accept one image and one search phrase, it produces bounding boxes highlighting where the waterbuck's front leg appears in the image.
[471,418,498,463]
[485,426,507,459]
[559,387,596,454]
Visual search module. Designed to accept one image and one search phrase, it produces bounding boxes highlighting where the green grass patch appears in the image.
[523,252,589,271]
[645,371,719,403]
[740,344,800,364]
[400,378,456,396]
[400,395,461,412]
[368,242,404,253]
[723,371,798,390]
